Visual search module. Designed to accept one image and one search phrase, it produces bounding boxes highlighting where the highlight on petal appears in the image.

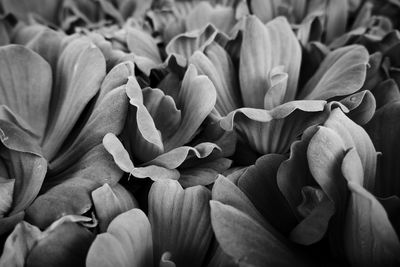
[239,16,301,108]
[92,183,138,232]
[43,37,106,160]
[86,208,153,267]
[163,65,217,150]
[148,179,212,267]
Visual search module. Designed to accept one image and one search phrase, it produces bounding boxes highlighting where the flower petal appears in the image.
[92,183,138,232]
[26,144,122,229]
[299,45,369,100]
[149,180,212,266]
[240,16,301,108]
[163,65,217,150]
[189,43,241,116]
[345,181,400,267]
[43,37,106,160]
[86,209,153,267]
[210,201,309,266]
[0,45,52,140]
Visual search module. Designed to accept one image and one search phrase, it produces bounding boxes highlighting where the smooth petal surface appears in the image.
[164,65,217,150]
[26,144,122,229]
[0,120,47,220]
[0,221,42,267]
[239,16,301,108]
[299,45,369,100]
[189,43,241,116]
[43,37,106,160]
[149,180,212,266]
[126,28,162,65]
[237,154,297,234]
[210,201,309,267]
[166,24,220,63]
[49,85,128,173]
[86,209,153,267]
[92,183,138,232]
[345,182,400,267]
[0,45,52,140]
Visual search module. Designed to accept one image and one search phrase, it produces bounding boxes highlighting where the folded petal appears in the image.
[86,209,153,267]
[149,180,212,266]
[240,16,301,108]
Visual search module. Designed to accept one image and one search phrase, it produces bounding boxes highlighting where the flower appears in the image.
[184,15,373,163]
[210,107,400,266]
[103,62,232,187]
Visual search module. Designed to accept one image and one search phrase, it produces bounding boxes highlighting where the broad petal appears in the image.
[86,209,153,267]
[49,85,129,173]
[238,154,297,235]
[345,182,400,267]
[149,180,212,266]
[239,16,301,108]
[126,27,162,65]
[323,108,377,191]
[26,144,122,229]
[300,45,369,100]
[43,37,106,160]
[0,45,52,140]
[210,201,309,267]
[92,183,138,232]
[164,65,217,150]
[212,175,272,232]
[189,43,241,116]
